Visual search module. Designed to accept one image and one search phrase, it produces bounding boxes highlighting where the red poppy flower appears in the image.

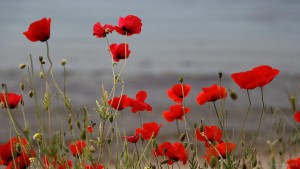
[109,43,131,62]
[43,156,72,169]
[136,122,162,140]
[0,93,22,109]
[0,137,35,167]
[69,140,87,156]
[196,84,227,105]
[6,152,33,169]
[163,104,190,122]
[93,22,114,38]
[231,65,279,90]
[130,90,152,113]
[153,142,188,165]
[203,142,236,162]
[23,17,51,42]
[108,95,132,111]
[114,15,142,36]
[87,126,93,133]
[294,111,300,122]
[287,157,300,169]
[85,164,104,169]
[167,84,191,103]
[196,125,223,147]
[123,133,140,143]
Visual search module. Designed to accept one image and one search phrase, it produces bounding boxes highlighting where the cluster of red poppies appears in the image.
[0,137,35,169]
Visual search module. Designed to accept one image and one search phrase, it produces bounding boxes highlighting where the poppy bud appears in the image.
[68,116,72,124]
[61,59,67,66]
[190,144,194,151]
[19,63,26,69]
[218,72,223,79]
[230,90,238,100]
[199,123,204,133]
[210,156,217,168]
[160,159,169,165]
[69,124,73,130]
[180,132,186,142]
[33,132,43,141]
[39,56,43,63]
[39,72,44,79]
[28,91,34,98]
[76,121,81,129]
[109,115,114,123]
[15,143,22,154]
[81,130,86,140]
[20,82,25,91]
[178,76,183,83]
[111,127,115,133]
[107,138,111,144]
[290,95,296,112]
[183,142,188,148]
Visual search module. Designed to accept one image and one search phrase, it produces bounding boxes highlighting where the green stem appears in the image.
[234,89,251,156]
[213,101,224,131]
[251,87,265,149]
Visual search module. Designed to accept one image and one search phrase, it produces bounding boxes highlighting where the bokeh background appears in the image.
[1,0,300,152]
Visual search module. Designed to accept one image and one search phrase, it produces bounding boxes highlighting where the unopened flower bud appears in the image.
[28,91,34,98]
[33,133,43,141]
[180,132,186,142]
[218,72,223,79]
[15,143,22,154]
[160,159,169,165]
[61,59,67,66]
[19,63,26,69]
[89,145,95,153]
[39,72,44,79]
[39,56,43,63]
[81,130,86,140]
[230,90,238,100]
[76,121,81,129]
[290,95,296,112]
[109,115,114,123]
[178,76,183,83]
[20,82,24,91]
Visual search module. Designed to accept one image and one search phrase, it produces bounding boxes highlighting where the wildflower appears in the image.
[203,142,236,163]
[163,104,190,122]
[93,22,114,38]
[231,65,279,90]
[85,164,104,169]
[0,93,22,109]
[109,43,131,62]
[69,140,87,156]
[108,95,131,110]
[167,84,191,103]
[136,122,162,140]
[0,137,35,168]
[114,15,142,36]
[153,142,188,165]
[294,111,300,122]
[196,125,223,147]
[130,90,152,113]
[123,133,140,143]
[23,17,51,42]
[196,84,227,105]
[287,157,300,169]
[43,156,73,169]
[87,126,93,133]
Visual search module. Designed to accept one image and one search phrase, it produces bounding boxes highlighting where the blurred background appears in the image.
[1,0,300,148]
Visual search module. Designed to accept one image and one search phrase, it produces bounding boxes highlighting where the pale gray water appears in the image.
[0,0,300,76]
